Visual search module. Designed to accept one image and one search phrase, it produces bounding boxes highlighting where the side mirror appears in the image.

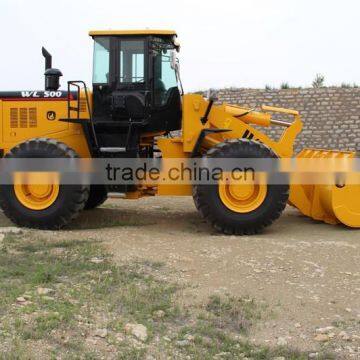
[172,35,181,53]
[206,88,219,102]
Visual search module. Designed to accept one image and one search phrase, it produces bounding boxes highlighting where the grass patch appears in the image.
[71,210,156,229]
[0,233,334,359]
[174,295,316,360]
[204,295,263,333]
[0,234,178,357]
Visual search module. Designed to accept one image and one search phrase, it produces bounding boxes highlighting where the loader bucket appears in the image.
[289,149,360,227]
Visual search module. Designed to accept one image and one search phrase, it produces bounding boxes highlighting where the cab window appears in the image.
[93,37,110,84]
[120,41,145,83]
[153,48,178,106]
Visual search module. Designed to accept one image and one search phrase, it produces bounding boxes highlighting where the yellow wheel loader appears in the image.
[0,30,359,233]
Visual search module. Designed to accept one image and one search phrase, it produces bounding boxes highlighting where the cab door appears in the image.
[92,36,114,122]
[92,36,149,122]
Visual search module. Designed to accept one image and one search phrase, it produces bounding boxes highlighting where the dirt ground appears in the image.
[2,196,359,357]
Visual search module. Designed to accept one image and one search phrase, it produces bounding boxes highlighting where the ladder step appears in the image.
[93,121,129,127]
[99,147,127,153]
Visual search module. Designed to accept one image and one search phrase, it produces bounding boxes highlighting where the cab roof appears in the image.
[89,30,177,37]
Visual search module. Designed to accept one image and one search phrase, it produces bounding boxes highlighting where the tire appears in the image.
[84,185,108,210]
[193,139,288,235]
[0,138,89,230]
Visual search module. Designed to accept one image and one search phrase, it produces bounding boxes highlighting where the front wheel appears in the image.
[0,138,89,229]
[193,139,288,235]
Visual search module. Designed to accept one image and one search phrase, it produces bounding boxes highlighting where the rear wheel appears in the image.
[0,138,89,229]
[193,139,288,235]
[84,185,108,210]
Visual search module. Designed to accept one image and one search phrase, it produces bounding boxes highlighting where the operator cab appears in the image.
[89,30,182,151]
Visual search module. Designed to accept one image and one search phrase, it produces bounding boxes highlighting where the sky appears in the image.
[0,0,359,91]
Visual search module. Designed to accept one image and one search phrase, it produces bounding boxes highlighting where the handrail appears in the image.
[67,81,99,148]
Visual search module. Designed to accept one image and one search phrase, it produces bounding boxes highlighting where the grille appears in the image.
[10,108,37,128]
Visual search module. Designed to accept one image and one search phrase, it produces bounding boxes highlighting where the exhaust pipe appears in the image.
[42,47,52,70]
[41,47,62,91]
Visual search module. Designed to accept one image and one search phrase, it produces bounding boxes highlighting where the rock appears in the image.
[315,326,334,334]
[94,328,108,338]
[276,337,287,346]
[345,308,352,313]
[163,336,171,342]
[145,356,156,360]
[115,333,125,342]
[0,227,22,234]
[176,339,190,347]
[338,331,351,341]
[314,334,330,342]
[90,257,104,264]
[294,323,301,328]
[272,357,285,360]
[184,334,194,342]
[42,296,55,301]
[85,337,98,345]
[37,287,54,295]
[16,297,32,306]
[308,353,318,359]
[214,352,231,358]
[153,310,165,319]
[50,248,65,256]
[124,323,148,342]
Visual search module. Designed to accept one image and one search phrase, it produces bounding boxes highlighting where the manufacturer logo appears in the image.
[47,111,56,121]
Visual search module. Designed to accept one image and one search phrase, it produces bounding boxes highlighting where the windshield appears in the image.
[93,37,110,84]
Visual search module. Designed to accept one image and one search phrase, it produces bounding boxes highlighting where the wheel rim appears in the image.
[14,172,60,210]
[218,173,267,213]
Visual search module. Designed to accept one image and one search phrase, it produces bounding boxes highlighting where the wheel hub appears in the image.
[14,172,60,210]
[219,173,267,213]
[228,183,255,200]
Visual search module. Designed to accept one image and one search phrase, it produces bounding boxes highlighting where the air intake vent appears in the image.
[10,108,37,128]
[29,108,37,127]
[10,108,18,128]
[20,108,27,128]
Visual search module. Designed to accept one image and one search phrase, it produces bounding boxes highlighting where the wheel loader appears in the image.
[0,29,359,233]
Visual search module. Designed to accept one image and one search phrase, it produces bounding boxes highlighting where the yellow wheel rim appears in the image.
[219,172,267,213]
[14,172,60,210]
